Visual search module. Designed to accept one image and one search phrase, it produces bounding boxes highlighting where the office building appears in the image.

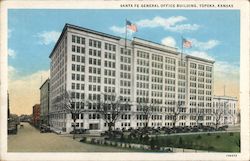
[213,96,238,125]
[49,24,215,133]
[40,78,50,126]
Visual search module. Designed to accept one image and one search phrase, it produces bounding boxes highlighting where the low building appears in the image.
[40,79,50,126]
[213,96,238,126]
[32,104,40,128]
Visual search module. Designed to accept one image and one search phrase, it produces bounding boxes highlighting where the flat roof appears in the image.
[186,55,215,64]
[39,78,50,90]
[49,23,121,58]
[49,24,216,64]
[213,95,238,101]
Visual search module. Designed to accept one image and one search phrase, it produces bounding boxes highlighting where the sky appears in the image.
[8,9,240,115]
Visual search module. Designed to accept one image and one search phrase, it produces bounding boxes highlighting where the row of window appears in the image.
[89,39,101,48]
[89,67,101,74]
[120,72,131,79]
[104,69,116,77]
[120,80,131,87]
[89,49,101,57]
[120,64,131,71]
[105,52,116,60]
[72,64,85,72]
[121,55,131,64]
[89,57,101,66]
[72,35,85,45]
[120,88,131,95]
[152,54,163,62]
[105,43,116,51]
[72,55,85,63]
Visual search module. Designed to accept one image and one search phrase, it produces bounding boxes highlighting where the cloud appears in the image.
[110,26,125,34]
[109,26,134,37]
[110,16,200,34]
[8,65,18,80]
[167,24,200,32]
[8,48,16,58]
[136,16,200,32]
[136,16,187,28]
[214,61,239,82]
[189,38,220,50]
[37,31,60,45]
[161,36,176,47]
[187,50,239,84]
[188,51,215,61]
[8,70,50,115]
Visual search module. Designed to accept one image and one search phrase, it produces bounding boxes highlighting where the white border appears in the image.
[0,0,249,161]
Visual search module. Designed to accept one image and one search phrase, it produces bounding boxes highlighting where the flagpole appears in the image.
[181,36,183,62]
[125,18,128,51]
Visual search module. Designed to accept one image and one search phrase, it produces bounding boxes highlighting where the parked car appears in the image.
[8,118,18,134]
[40,124,51,133]
[70,129,87,134]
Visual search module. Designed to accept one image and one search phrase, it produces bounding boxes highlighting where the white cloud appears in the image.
[110,16,200,34]
[161,36,176,47]
[187,50,239,83]
[37,31,60,45]
[137,16,186,28]
[8,48,16,59]
[188,51,214,61]
[109,26,135,38]
[110,26,125,34]
[214,61,240,76]
[167,24,200,32]
[8,65,18,80]
[189,38,220,50]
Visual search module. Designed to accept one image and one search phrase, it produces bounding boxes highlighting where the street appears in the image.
[8,123,131,152]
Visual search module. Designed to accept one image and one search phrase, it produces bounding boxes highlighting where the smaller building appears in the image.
[213,96,238,126]
[32,104,40,128]
[40,79,50,126]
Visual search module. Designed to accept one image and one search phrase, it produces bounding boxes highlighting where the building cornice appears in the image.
[132,37,179,55]
[49,23,121,58]
[40,78,50,90]
[186,55,215,64]
[213,95,238,101]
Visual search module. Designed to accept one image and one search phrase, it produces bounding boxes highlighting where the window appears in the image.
[72,35,76,43]
[81,38,85,44]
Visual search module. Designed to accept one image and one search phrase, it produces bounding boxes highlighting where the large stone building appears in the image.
[40,78,50,126]
[213,96,238,125]
[49,23,215,133]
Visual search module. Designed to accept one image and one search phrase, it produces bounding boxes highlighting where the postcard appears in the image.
[0,0,249,161]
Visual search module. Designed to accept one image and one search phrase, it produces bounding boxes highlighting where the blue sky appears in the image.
[8,9,240,78]
[8,9,240,115]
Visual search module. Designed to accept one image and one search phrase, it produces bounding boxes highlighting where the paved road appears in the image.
[8,123,132,152]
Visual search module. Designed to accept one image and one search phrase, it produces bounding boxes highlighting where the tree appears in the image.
[96,93,130,133]
[212,105,224,130]
[195,107,205,127]
[55,90,86,139]
[168,101,184,128]
[137,99,155,128]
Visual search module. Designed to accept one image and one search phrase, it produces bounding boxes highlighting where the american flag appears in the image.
[126,20,138,32]
[183,38,192,48]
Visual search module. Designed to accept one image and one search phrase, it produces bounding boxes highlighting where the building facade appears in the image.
[213,96,238,125]
[49,24,215,133]
[32,104,40,128]
[40,79,50,126]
